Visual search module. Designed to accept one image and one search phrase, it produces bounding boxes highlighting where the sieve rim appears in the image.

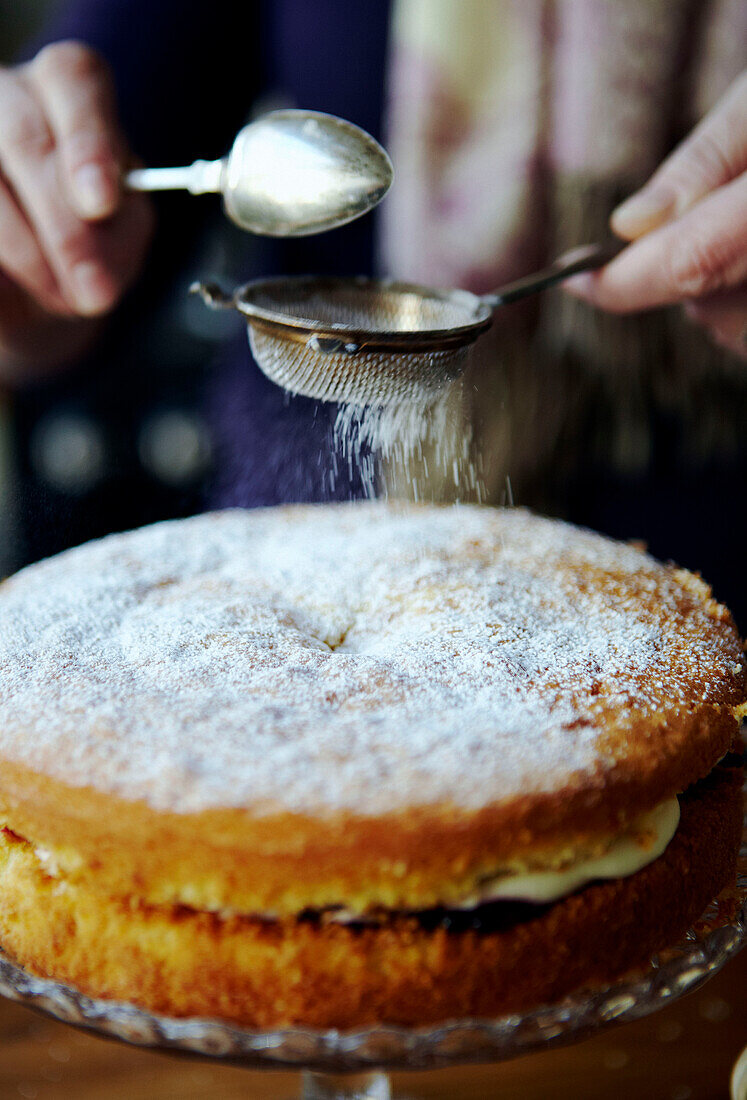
[231,275,494,351]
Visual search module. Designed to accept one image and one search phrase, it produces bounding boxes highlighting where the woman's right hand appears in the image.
[566,71,747,359]
[0,40,154,381]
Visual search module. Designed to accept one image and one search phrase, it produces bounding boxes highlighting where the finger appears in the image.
[27,42,123,221]
[684,288,747,359]
[612,71,747,240]
[565,172,747,313]
[0,70,119,315]
[0,172,70,315]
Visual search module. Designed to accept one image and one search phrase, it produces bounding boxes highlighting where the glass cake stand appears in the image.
[0,809,745,1100]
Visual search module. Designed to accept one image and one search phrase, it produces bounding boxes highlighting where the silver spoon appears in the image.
[125,109,393,237]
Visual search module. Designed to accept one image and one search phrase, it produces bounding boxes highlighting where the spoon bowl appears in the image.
[222,110,393,236]
[125,109,393,237]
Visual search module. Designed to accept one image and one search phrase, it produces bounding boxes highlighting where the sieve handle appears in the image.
[188,281,237,310]
[484,241,626,308]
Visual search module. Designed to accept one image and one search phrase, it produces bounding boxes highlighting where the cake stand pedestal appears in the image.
[0,811,744,1099]
[300,1071,389,1098]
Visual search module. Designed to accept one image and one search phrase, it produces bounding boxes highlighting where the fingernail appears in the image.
[611,188,676,239]
[73,164,116,219]
[71,262,113,315]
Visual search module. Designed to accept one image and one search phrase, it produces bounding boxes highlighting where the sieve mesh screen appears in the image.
[248,328,471,405]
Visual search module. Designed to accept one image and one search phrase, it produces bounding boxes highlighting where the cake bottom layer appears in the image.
[0,763,741,1029]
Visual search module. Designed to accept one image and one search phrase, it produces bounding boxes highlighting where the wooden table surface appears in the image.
[0,948,744,1099]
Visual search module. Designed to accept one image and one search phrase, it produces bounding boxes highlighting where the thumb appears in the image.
[611,71,747,240]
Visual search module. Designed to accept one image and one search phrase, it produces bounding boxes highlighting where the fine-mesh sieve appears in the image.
[192,242,622,406]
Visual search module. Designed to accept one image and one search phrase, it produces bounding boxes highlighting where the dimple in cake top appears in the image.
[0,503,742,817]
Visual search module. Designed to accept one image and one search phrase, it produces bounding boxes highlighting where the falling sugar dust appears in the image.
[329,376,486,503]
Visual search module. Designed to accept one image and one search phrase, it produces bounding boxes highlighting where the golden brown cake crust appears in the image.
[0,763,741,1028]
[0,504,743,916]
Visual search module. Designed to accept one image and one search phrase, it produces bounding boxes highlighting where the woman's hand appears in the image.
[0,40,154,381]
[566,71,747,358]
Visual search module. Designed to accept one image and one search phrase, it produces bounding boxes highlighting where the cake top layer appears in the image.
[0,503,742,817]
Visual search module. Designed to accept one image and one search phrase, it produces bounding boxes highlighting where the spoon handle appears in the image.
[125,159,224,195]
[485,241,626,307]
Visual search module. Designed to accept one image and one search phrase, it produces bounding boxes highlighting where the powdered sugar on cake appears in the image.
[0,504,742,816]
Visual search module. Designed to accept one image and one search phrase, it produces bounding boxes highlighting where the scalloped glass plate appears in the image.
[0,807,744,1075]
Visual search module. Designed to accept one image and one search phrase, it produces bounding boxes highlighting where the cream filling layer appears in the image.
[326,797,681,922]
[460,796,681,907]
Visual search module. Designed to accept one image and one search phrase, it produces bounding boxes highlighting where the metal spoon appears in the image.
[125,109,393,237]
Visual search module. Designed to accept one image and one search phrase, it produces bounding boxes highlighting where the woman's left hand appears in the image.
[565,71,747,358]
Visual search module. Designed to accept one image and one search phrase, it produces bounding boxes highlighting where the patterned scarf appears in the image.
[380,0,747,506]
